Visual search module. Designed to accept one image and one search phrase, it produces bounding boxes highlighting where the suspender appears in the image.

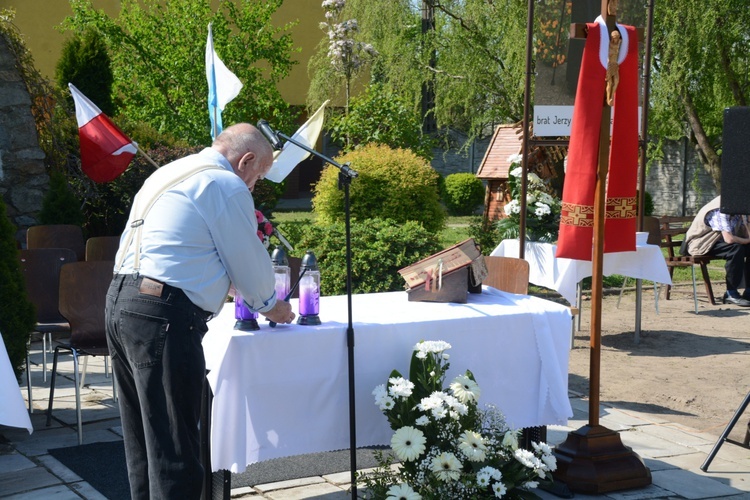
[115,163,223,273]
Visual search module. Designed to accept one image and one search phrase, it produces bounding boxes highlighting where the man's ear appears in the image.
[239,152,256,170]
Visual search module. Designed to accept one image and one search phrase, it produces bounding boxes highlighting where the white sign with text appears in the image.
[533,105,642,137]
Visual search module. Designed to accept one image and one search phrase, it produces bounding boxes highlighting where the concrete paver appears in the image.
[4,337,750,499]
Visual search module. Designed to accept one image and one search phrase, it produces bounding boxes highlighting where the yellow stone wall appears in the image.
[0,0,323,105]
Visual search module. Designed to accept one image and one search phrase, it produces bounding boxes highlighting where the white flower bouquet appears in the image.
[496,154,561,242]
[360,340,557,499]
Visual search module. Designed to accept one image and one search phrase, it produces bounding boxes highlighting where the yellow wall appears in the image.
[0,0,323,106]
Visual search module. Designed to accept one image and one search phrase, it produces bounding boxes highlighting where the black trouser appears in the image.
[709,241,750,292]
[105,274,210,499]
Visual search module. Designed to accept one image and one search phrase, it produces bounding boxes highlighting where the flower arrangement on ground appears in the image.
[360,340,557,499]
[496,154,561,242]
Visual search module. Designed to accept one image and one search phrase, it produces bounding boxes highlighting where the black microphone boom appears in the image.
[257,119,283,150]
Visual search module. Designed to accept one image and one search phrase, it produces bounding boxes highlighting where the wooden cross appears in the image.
[552,0,652,493]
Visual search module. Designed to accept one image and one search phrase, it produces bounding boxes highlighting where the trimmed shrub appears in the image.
[293,218,442,296]
[443,173,485,215]
[56,29,114,116]
[312,144,446,233]
[0,198,36,379]
[39,170,85,227]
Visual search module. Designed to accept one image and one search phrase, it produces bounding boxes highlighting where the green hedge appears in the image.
[443,172,485,215]
[312,144,446,233]
[290,218,442,296]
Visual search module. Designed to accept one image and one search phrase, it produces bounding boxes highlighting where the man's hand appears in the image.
[261,299,295,324]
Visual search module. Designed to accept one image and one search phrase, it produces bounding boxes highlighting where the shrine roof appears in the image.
[475,124,523,180]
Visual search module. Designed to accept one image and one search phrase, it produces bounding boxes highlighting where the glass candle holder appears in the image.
[297,250,321,325]
[234,292,259,331]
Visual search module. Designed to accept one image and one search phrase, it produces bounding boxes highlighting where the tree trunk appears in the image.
[683,92,722,189]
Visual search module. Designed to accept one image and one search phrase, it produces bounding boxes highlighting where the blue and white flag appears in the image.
[206,23,243,140]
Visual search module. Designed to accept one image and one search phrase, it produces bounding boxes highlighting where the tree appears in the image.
[0,197,36,379]
[308,0,527,143]
[649,0,749,189]
[56,28,114,116]
[61,0,301,146]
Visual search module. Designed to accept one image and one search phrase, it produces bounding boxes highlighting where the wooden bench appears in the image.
[658,216,717,310]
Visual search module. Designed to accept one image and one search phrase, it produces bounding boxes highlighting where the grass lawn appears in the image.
[269,211,721,287]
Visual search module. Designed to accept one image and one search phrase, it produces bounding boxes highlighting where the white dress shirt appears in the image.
[115,148,277,314]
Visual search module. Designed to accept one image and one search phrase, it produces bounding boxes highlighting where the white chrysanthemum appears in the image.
[532,441,552,455]
[430,451,462,482]
[479,466,502,481]
[391,426,426,462]
[458,430,487,462]
[524,481,539,489]
[415,415,430,426]
[450,374,481,404]
[388,377,414,398]
[386,483,421,500]
[528,172,542,184]
[431,406,448,420]
[493,481,508,498]
[541,452,557,471]
[476,470,491,487]
[527,194,537,205]
[508,200,522,214]
[372,384,387,400]
[442,353,450,360]
[509,165,523,178]
[507,153,523,166]
[514,448,538,468]
[418,393,444,411]
[379,396,395,411]
[502,430,519,450]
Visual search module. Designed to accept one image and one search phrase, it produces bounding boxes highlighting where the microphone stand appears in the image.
[275,130,359,498]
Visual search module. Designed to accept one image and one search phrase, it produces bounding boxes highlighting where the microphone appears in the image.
[256,119,283,150]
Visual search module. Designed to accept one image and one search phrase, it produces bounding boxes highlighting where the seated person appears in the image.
[682,196,750,306]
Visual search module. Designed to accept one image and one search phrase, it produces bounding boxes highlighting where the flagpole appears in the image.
[135,144,160,169]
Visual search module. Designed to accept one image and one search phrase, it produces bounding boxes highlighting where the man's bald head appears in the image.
[213,123,274,190]
[212,123,273,168]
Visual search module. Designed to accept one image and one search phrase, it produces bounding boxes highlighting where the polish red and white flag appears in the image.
[69,83,138,183]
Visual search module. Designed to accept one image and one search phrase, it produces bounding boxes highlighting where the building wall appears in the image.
[0,35,48,242]
[0,0,323,106]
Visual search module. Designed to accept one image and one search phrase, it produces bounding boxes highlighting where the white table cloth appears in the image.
[491,240,672,305]
[0,333,33,433]
[203,288,572,473]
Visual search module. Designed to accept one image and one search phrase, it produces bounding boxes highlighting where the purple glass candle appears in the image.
[234,293,258,321]
[298,277,319,316]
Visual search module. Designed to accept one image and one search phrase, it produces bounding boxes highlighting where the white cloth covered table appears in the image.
[0,333,32,433]
[203,288,572,473]
[491,240,672,305]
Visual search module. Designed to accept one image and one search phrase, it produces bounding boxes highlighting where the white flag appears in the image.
[206,23,243,139]
[265,100,330,183]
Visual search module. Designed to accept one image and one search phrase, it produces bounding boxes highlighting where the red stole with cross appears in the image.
[556,19,639,261]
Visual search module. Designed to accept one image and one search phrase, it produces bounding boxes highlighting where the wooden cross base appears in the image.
[552,424,652,494]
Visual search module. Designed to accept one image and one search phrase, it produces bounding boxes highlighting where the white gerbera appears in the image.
[458,430,487,462]
[386,483,421,500]
[391,426,426,462]
[430,451,462,482]
[450,374,481,404]
[492,481,508,498]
